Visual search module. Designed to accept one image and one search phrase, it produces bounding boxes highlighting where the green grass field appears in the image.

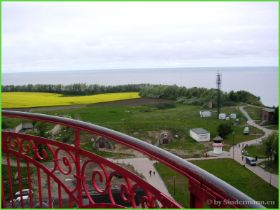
[2,92,140,108]
[192,159,278,208]
[3,92,264,158]
[155,159,278,208]
[258,160,278,175]
[244,105,262,120]
[244,144,267,159]
[154,162,189,207]
[29,103,262,157]
[3,96,263,157]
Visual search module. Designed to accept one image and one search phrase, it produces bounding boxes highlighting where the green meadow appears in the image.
[30,103,262,157]
[3,94,263,158]
[2,96,276,208]
[155,159,278,208]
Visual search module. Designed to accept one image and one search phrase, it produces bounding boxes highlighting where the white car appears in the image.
[15,195,29,201]
[14,189,32,198]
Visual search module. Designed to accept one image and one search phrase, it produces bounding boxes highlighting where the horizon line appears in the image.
[3,65,278,74]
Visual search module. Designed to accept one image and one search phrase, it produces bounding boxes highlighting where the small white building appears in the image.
[189,128,210,142]
[199,110,211,118]
[230,113,237,119]
[219,113,226,120]
[14,122,33,133]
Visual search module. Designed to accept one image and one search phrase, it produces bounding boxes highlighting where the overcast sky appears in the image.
[2,2,278,73]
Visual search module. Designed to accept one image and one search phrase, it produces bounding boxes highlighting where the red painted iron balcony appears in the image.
[2,111,264,208]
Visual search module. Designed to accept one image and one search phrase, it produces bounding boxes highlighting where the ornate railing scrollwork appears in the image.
[2,111,264,208]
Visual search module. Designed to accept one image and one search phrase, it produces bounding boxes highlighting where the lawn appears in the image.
[154,162,189,207]
[244,105,262,120]
[155,159,278,208]
[223,125,264,146]
[2,118,24,129]
[264,124,279,130]
[162,138,207,157]
[3,100,263,158]
[81,140,135,159]
[3,97,264,158]
[244,144,267,159]
[192,159,278,208]
[40,104,222,155]
[2,92,140,108]
[23,103,262,157]
[258,160,278,175]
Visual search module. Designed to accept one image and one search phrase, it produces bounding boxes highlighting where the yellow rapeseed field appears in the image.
[2,92,140,108]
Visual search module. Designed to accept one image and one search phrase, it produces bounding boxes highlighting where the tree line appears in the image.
[139,84,263,107]
[2,84,145,95]
[2,83,263,106]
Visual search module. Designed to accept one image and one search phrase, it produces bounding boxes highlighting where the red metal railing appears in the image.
[2,110,264,208]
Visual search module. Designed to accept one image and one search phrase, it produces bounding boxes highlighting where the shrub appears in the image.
[217,123,233,138]
[263,133,278,163]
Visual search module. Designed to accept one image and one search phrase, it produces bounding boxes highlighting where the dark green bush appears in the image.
[217,123,233,138]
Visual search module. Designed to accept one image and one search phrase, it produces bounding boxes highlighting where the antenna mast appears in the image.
[216,73,222,117]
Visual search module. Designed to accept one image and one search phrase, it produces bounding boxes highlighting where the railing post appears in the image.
[189,179,205,208]
[2,180,6,208]
[74,129,83,207]
[190,192,204,208]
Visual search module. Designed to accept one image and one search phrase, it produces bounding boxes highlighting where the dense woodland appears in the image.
[2,84,143,95]
[139,84,263,107]
[2,83,263,106]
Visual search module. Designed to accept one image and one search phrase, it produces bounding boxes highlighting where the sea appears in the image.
[2,66,278,107]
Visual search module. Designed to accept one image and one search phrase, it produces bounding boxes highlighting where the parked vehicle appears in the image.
[82,188,145,207]
[14,189,32,198]
[9,195,29,208]
[10,199,51,208]
[245,157,256,166]
[243,126,250,135]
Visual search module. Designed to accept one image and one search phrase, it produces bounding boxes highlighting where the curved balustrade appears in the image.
[2,110,264,208]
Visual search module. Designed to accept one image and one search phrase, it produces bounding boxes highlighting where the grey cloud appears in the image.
[2,2,278,72]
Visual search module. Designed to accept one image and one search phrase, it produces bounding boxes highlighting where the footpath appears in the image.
[228,106,278,188]
[109,157,172,198]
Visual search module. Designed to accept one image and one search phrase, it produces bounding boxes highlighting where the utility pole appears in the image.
[216,73,222,118]
[270,171,272,186]
[232,131,235,160]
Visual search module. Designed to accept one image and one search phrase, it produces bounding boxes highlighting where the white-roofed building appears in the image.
[189,128,210,142]
[219,113,226,120]
[199,110,211,118]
